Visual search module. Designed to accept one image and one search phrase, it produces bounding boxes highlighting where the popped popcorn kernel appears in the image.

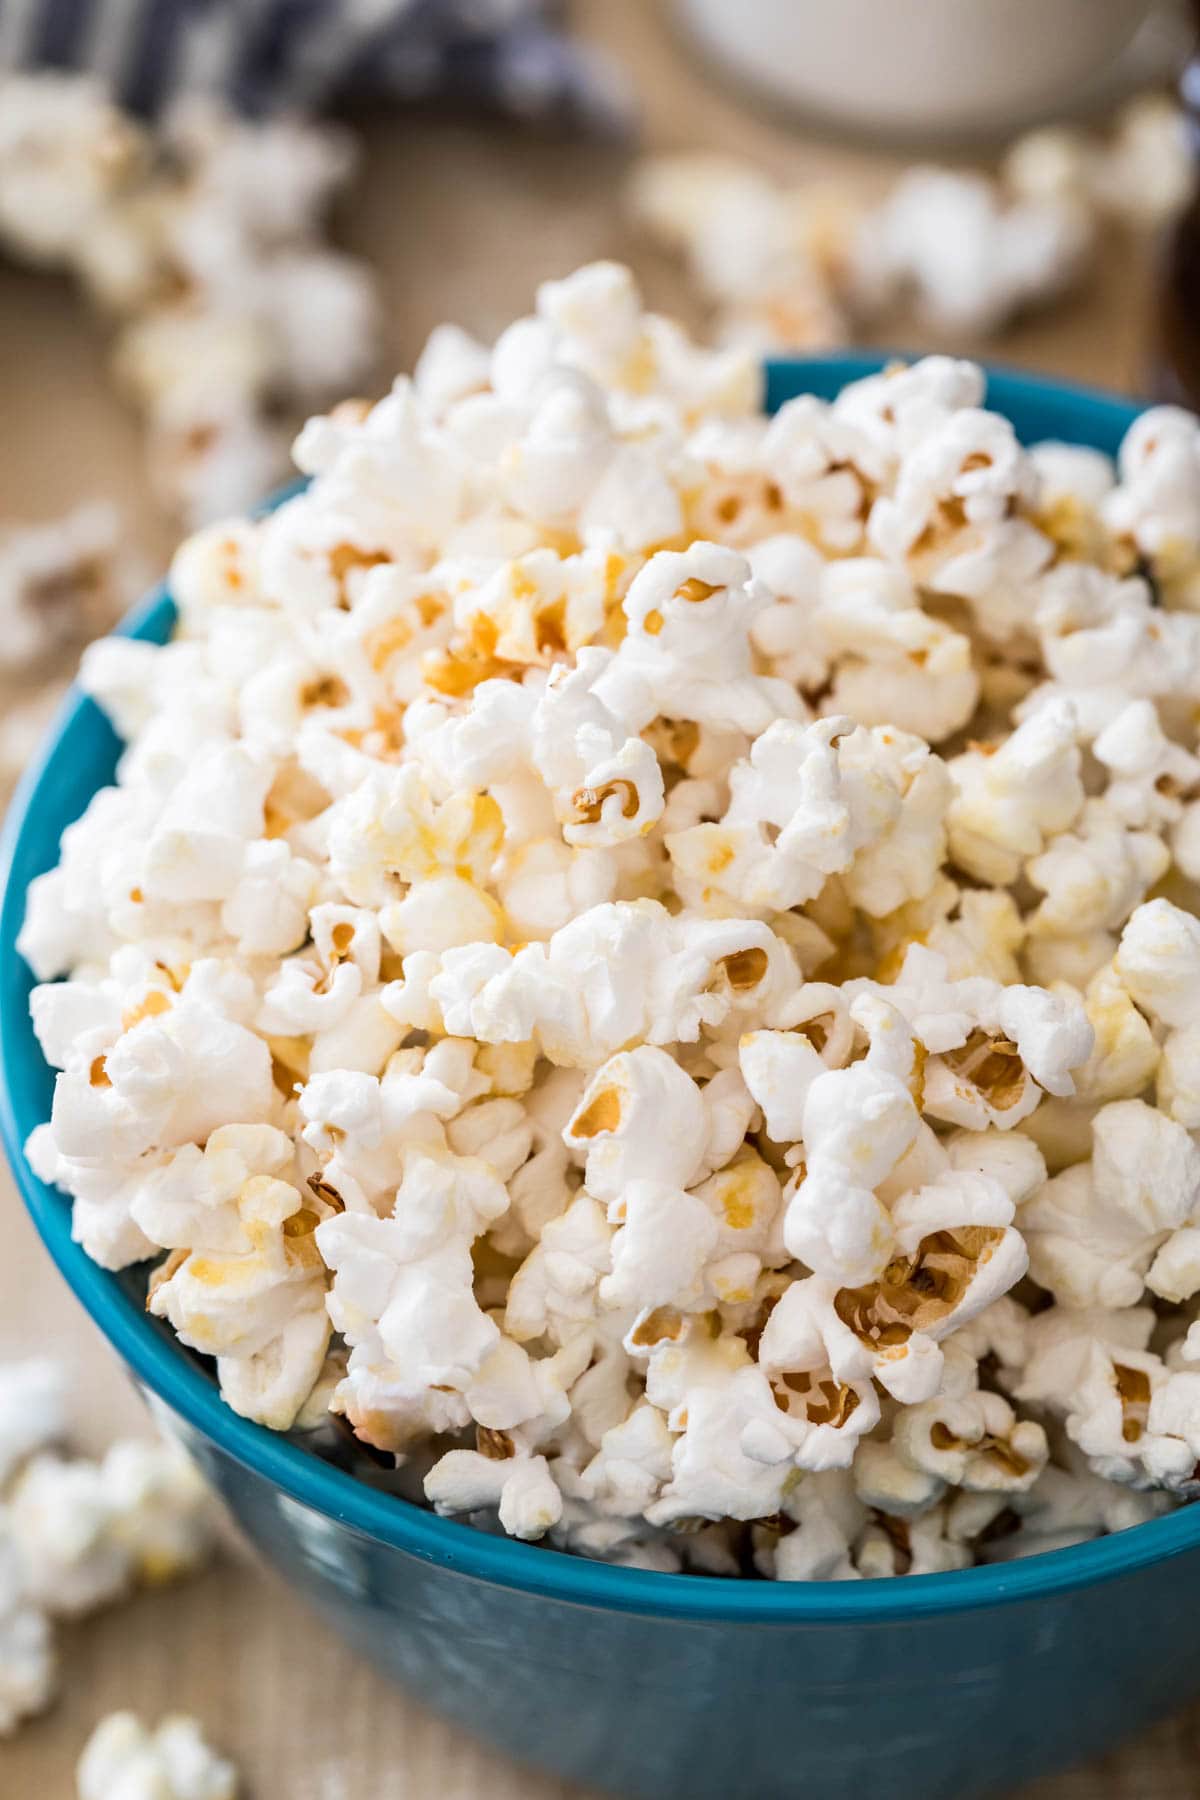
[77,1711,238,1800]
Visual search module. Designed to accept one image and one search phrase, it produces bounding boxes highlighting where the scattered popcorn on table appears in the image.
[77,1711,238,1800]
[22,261,1200,1581]
[0,504,136,673]
[631,94,1194,353]
[0,74,379,526]
[0,1356,215,1734]
[0,1522,56,1736]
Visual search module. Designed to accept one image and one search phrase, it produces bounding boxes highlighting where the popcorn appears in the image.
[0,503,135,671]
[317,1147,511,1451]
[1014,1307,1193,1489]
[760,399,884,555]
[424,900,792,1069]
[1158,1024,1200,1129]
[1114,898,1200,1029]
[0,77,379,527]
[0,1361,68,1490]
[946,702,1083,885]
[777,995,920,1285]
[630,127,1183,359]
[0,1525,56,1737]
[26,266,1200,1575]
[77,1711,238,1800]
[849,168,1091,337]
[1025,802,1169,942]
[143,1127,334,1430]
[425,1447,563,1541]
[0,1355,216,1740]
[816,559,979,743]
[10,1440,212,1616]
[0,74,144,266]
[1093,97,1194,229]
[564,1046,709,1201]
[1092,701,1200,833]
[613,541,799,736]
[531,649,665,846]
[669,716,951,922]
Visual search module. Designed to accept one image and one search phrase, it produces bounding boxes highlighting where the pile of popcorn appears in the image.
[631,95,1193,349]
[21,261,1200,1580]
[0,1360,214,1734]
[0,73,378,526]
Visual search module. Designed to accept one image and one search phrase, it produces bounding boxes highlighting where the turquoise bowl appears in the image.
[2,357,1196,1799]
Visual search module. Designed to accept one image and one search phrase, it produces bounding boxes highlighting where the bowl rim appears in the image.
[5,353,1199,1625]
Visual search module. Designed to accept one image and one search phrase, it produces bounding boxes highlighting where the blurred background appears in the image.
[3,1,1200,1792]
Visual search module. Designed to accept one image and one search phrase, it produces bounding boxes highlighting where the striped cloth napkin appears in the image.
[0,0,631,127]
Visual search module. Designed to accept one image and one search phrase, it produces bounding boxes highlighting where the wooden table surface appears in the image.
[0,3,1189,1793]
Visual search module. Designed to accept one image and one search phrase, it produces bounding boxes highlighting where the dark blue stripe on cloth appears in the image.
[231,0,337,116]
[31,0,97,69]
[0,0,633,129]
[121,0,220,115]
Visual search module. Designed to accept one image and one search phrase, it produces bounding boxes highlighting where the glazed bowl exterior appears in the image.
[2,358,1196,1800]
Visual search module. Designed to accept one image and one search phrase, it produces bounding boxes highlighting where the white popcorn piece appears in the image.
[600,1181,721,1315]
[668,715,949,921]
[1158,1024,1200,1129]
[645,1364,792,1527]
[1021,1099,1200,1311]
[1147,1228,1200,1306]
[1026,801,1169,943]
[612,541,799,736]
[0,502,133,671]
[760,398,884,554]
[763,1469,867,1583]
[845,942,1092,1130]
[531,649,665,847]
[1105,407,1200,564]
[851,1439,944,1520]
[1092,700,1200,833]
[425,1446,563,1542]
[1091,1098,1200,1236]
[425,899,792,1069]
[77,1711,238,1800]
[984,1455,1170,1560]
[780,995,921,1285]
[0,1361,68,1491]
[9,1438,211,1618]
[317,1147,510,1451]
[563,1046,709,1201]
[506,1195,613,1347]
[833,357,985,463]
[1093,97,1194,230]
[1071,959,1161,1106]
[946,701,1083,886]
[890,1389,1048,1495]
[817,558,979,743]
[849,168,1090,338]
[1015,1307,1192,1488]
[1115,898,1200,1029]
[141,1127,333,1431]
[1031,562,1200,709]
[0,1522,56,1737]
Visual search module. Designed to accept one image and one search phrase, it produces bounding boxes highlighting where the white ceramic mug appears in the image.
[678,0,1161,140]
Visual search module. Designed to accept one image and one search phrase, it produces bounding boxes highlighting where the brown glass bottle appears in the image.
[1156,6,1200,407]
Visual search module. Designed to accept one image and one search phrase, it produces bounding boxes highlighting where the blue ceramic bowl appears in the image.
[2,357,1196,1800]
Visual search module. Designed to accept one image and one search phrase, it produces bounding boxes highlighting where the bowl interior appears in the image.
[2,353,1195,1622]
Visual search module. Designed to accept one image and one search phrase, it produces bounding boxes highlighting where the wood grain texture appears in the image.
[0,2,1183,1791]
